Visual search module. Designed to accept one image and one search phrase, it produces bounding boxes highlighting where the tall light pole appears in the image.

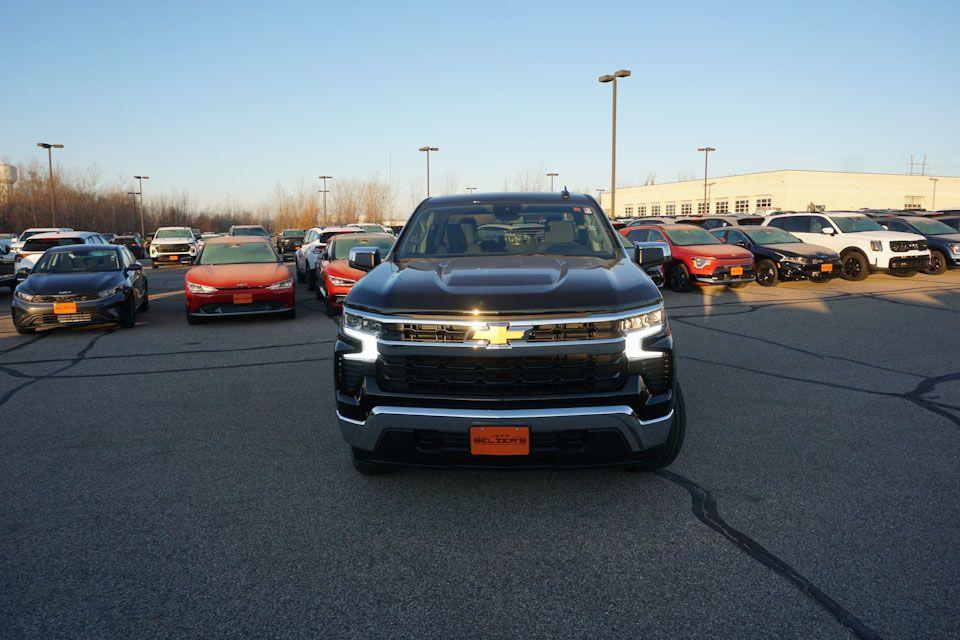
[596,188,606,204]
[318,175,332,225]
[546,172,559,191]
[598,69,630,217]
[930,177,939,212]
[127,191,139,237]
[697,146,716,215]
[466,186,477,194]
[134,175,149,239]
[418,146,438,197]
[37,142,64,225]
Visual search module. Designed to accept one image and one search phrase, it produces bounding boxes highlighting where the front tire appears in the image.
[118,300,136,328]
[667,262,693,293]
[623,385,686,473]
[307,266,317,291]
[186,310,204,325]
[925,250,947,275]
[755,258,779,287]
[890,268,917,278]
[840,250,869,281]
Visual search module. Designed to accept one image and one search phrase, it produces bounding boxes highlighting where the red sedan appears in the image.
[621,224,755,292]
[184,236,295,324]
[316,232,395,315]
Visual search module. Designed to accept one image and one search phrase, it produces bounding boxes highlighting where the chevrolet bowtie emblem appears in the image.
[471,324,527,346]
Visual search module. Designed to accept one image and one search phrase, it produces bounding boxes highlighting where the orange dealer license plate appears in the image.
[821,263,833,272]
[169,255,179,261]
[730,266,744,276]
[470,426,530,456]
[53,302,78,314]
[233,293,253,304]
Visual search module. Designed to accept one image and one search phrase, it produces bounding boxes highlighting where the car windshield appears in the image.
[355,224,387,233]
[116,236,139,244]
[320,230,356,243]
[830,216,883,233]
[19,230,53,242]
[281,229,304,237]
[199,241,277,264]
[742,227,801,244]
[663,227,721,246]
[329,236,395,260]
[33,249,120,273]
[394,203,617,259]
[909,218,956,235]
[23,237,85,252]
[155,229,193,239]
[231,227,268,236]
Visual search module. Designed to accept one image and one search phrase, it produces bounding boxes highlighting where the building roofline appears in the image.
[616,169,959,191]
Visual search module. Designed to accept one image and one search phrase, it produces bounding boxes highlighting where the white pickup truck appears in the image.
[149,227,198,268]
[763,212,929,280]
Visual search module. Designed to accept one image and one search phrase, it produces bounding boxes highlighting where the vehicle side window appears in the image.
[626,229,647,242]
[809,216,832,233]
[727,230,748,245]
[123,248,135,265]
[646,229,666,243]
[885,220,909,232]
[712,230,727,242]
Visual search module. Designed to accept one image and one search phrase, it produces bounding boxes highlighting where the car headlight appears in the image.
[691,257,714,269]
[187,282,217,294]
[98,286,123,298]
[189,245,196,255]
[341,311,381,362]
[949,243,960,257]
[15,289,38,302]
[620,304,666,360]
[149,246,158,256]
[312,245,326,254]
[266,278,294,290]
[328,275,356,286]
[870,241,882,252]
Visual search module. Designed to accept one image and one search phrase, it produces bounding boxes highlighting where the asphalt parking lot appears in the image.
[1,265,958,639]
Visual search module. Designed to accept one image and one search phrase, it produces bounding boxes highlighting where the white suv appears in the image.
[149,227,197,268]
[294,226,359,291]
[15,231,110,281]
[763,212,929,280]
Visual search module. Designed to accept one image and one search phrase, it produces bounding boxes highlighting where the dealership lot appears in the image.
[1,266,958,639]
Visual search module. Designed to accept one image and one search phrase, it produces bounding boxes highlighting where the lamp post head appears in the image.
[37,142,64,149]
[134,175,149,180]
[419,146,438,152]
[598,74,614,83]
[613,69,631,78]
[697,146,716,153]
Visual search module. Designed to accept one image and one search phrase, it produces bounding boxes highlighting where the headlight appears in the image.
[98,286,123,298]
[312,245,326,254]
[149,246,158,256]
[189,246,196,255]
[266,278,294,290]
[691,257,714,269]
[949,243,960,256]
[187,282,217,294]
[620,304,666,360]
[15,289,38,302]
[328,275,356,286]
[342,311,381,362]
[870,241,882,252]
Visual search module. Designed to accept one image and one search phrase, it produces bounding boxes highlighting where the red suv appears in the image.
[316,233,395,315]
[622,224,755,292]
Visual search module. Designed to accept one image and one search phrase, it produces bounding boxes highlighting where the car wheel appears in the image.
[667,262,693,293]
[14,323,35,335]
[755,258,779,287]
[890,268,917,277]
[118,300,136,328]
[186,310,205,325]
[296,259,306,283]
[140,291,149,310]
[315,278,324,301]
[351,447,398,476]
[623,384,686,473]
[924,250,947,275]
[840,251,869,281]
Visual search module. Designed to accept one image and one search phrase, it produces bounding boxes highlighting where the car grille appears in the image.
[156,244,191,253]
[890,240,927,252]
[712,264,755,280]
[197,301,285,314]
[42,313,93,324]
[379,320,620,344]
[33,293,100,302]
[635,351,673,395]
[415,429,589,454]
[377,352,628,396]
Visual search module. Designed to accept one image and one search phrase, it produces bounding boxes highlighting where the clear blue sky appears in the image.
[3,0,958,209]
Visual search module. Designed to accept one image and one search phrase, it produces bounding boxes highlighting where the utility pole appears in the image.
[908,154,929,176]
[418,146,438,197]
[37,142,63,226]
[318,175,332,225]
[466,186,477,194]
[697,146,716,215]
[133,176,149,240]
[596,188,606,204]
[930,177,939,212]
[546,172,559,191]
[127,191,139,237]
[598,70,630,217]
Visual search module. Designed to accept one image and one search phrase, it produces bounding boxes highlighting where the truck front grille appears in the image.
[890,240,927,252]
[379,320,620,344]
[377,352,627,396]
[635,351,673,395]
[156,244,191,253]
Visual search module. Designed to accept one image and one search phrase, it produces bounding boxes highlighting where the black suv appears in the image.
[276,229,305,260]
[334,192,685,474]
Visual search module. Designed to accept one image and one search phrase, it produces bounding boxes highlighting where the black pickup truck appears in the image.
[334,192,685,474]
[275,229,305,260]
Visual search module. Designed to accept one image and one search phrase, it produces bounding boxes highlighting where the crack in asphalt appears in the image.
[0,355,334,380]
[680,355,960,427]
[656,470,884,640]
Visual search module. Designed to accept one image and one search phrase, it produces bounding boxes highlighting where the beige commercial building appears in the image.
[600,170,960,218]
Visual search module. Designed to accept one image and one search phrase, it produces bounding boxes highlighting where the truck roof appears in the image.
[422,192,596,206]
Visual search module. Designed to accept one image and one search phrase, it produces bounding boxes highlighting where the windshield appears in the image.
[742,227,801,244]
[355,224,387,233]
[281,229,304,237]
[663,227,721,246]
[23,237,85,252]
[329,236,395,260]
[116,236,140,245]
[394,203,617,259]
[34,248,120,273]
[155,229,193,239]
[199,241,277,265]
[909,218,956,235]
[319,230,356,243]
[231,227,268,236]
[830,216,882,233]
[19,230,52,242]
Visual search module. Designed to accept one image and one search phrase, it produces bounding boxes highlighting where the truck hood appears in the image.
[151,237,195,245]
[838,230,925,242]
[345,256,662,316]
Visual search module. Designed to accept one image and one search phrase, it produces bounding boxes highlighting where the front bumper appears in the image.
[12,293,127,329]
[692,262,756,285]
[151,253,194,265]
[873,253,929,270]
[778,260,843,280]
[186,288,295,316]
[322,280,353,308]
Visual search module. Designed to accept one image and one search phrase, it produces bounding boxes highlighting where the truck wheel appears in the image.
[890,268,917,277]
[755,258,779,287]
[840,250,869,281]
[925,250,947,275]
[667,262,693,293]
[351,448,398,476]
[623,384,686,473]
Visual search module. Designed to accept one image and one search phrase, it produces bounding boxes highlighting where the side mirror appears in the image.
[635,245,665,268]
[820,227,835,235]
[0,245,8,255]
[349,247,381,271]
[127,262,143,271]
[881,225,889,230]
[735,241,748,248]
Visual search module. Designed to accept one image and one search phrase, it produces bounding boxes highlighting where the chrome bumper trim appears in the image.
[337,406,673,427]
